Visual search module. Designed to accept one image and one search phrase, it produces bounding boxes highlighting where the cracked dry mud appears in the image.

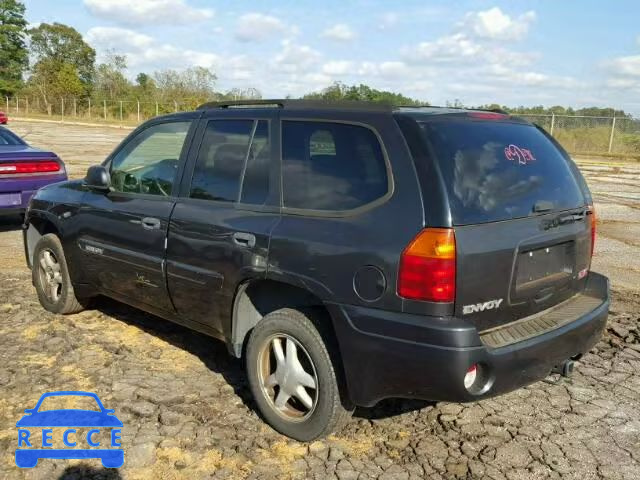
[0,271,638,480]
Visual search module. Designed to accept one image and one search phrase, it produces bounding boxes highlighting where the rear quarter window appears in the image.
[420,119,586,225]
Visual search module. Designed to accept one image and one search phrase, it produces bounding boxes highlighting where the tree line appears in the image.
[0,0,633,118]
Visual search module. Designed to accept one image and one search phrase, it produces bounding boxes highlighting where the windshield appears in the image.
[420,119,586,225]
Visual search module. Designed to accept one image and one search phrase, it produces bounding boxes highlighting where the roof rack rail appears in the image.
[196,99,394,112]
[396,104,513,116]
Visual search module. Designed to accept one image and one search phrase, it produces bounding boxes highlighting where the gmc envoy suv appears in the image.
[23,100,609,440]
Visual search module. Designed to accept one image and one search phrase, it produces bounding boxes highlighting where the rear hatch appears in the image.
[415,113,593,331]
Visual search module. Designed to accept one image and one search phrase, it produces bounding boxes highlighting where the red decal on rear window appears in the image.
[504,144,536,165]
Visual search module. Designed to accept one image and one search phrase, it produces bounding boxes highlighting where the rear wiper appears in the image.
[557,212,586,224]
[533,200,554,213]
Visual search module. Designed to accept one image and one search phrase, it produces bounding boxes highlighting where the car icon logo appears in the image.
[15,391,123,468]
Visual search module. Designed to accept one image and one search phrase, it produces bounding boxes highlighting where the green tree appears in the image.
[26,22,96,112]
[29,23,96,85]
[153,67,217,107]
[28,59,84,112]
[134,72,157,102]
[94,52,131,100]
[135,73,155,91]
[0,0,28,97]
[222,87,262,100]
[303,82,424,105]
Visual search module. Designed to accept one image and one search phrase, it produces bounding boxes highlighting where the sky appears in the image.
[22,0,640,114]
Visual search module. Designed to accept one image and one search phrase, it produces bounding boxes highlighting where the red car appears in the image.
[0,112,7,125]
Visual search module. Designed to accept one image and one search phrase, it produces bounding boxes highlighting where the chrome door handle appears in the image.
[141,217,161,230]
[232,232,256,248]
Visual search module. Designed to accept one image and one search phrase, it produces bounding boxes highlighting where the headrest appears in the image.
[213,144,247,177]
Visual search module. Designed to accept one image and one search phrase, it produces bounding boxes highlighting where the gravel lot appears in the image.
[0,120,638,480]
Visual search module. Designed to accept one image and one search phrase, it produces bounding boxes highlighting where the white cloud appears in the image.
[322,61,354,76]
[396,6,553,97]
[610,55,640,77]
[378,61,412,78]
[224,55,255,81]
[86,26,219,70]
[322,24,356,42]
[603,51,640,98]
[405,33,482,63]
[461,7,536,41]
[274,40,322,73]
[606,77,639,90]
[235,13,289,42]
[84,0,213,25]
[378,12,399,30]
[86,27,153,51]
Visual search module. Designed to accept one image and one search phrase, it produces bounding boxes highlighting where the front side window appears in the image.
[282,121,388,211]
[110,121,191,196]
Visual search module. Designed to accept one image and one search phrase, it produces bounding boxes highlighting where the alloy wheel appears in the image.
[257,334,319,421]
[38,249,63,303]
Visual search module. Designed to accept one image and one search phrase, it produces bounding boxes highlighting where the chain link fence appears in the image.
[518,113,640,156]
[3,96,206,126]
[4,96,640,156]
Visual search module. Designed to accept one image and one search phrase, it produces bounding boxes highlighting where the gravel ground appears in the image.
[0,121,638,479]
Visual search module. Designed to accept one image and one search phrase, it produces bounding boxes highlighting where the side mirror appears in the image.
[84,165,111,191]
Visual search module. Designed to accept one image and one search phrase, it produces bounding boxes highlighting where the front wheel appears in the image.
[246,308,353,441]
[32,234,88,314]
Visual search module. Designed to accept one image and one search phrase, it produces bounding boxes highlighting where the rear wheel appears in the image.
[32,234,88,314]
[246,308,352,441]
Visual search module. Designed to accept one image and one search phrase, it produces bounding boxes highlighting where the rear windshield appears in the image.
[0,128,23,146]
[420,119,586,225]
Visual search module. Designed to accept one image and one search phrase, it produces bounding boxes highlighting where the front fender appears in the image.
[23,210,63,269]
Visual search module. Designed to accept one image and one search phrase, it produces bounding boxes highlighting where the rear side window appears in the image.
[420,119,586,225]
[241,120,270,205]
[282,121,388,211]
[190,119,271,204]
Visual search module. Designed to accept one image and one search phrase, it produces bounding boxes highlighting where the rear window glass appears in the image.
[420,119,585,225]
[0,128,23,145]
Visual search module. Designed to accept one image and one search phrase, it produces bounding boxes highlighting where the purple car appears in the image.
[0,126,67,215]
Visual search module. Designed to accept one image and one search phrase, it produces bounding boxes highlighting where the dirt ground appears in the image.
[0,120,638,480]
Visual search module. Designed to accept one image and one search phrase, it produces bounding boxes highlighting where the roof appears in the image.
[196,99,512,117]
[197,99,394,112]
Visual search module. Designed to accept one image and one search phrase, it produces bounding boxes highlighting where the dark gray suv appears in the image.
[23,100,609,440]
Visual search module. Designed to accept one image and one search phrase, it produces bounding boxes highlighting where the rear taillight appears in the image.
[398,228,456,303]
[0,160,61,175]
[589,205,596,258]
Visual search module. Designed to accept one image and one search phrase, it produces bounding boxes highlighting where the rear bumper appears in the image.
[329,271,609,407]
[0,174,67,211]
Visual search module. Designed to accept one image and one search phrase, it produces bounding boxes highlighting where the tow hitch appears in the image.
[544,359,575,385]
[551,359,575,378]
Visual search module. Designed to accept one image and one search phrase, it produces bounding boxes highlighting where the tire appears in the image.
[246,308,353,441]
[32,233,88,314]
